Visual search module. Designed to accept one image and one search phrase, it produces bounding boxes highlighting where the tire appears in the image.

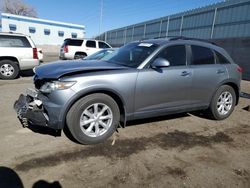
[208,85,236,120]
[66,93,120,144]
[74,53,86,59]
[0,60,19,79]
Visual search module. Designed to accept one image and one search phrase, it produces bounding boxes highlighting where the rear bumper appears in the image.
[59,52,74,60]
[19,59,40,70]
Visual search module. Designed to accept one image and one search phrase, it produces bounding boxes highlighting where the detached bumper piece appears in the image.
[14,94,48,127]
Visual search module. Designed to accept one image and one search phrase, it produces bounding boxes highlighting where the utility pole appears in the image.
[99,0,103,36]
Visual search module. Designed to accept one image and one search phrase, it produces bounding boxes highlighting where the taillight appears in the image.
[63,45,68,53]
[33,48,38,59]
[237,66,243,73]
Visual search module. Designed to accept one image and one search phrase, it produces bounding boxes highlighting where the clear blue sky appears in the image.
[25,0,222,38]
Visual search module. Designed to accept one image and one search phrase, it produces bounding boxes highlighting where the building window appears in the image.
[29,27,36,33]
[9,24,17,31]
[44,29,50,35]
[71,33,77,38]
[58,31,64,37]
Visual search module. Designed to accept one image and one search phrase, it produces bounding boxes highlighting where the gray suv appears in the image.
[14,37,242,144]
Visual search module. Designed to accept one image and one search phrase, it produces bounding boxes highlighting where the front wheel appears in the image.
[66,93,120,144]
[0,60,19,79]
[208,85,236,120]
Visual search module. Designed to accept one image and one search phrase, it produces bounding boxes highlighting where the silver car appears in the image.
[14,37,242,144]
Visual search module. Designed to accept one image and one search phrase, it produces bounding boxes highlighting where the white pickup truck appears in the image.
[59,38,112,60]
[0,32,40,79]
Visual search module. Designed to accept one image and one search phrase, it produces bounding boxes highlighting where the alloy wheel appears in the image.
[216,91,233,116]
[80,103,113,137]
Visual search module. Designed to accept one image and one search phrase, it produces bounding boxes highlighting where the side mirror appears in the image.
[151,58,170,68]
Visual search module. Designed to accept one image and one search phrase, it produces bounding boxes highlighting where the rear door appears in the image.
[188,45,228,105]
[134,45,193,117]
[85,40,100,55]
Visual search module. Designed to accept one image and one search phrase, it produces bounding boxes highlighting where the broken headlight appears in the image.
[40,81,76,93]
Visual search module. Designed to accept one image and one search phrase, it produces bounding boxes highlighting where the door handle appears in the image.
[181,71,191,76]
[217,69,225,74]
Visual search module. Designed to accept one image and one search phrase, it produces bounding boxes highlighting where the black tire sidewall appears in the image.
[210,85,236,120]
[67,94,120,144]
[0,60,19,79]
[74,54,86,59]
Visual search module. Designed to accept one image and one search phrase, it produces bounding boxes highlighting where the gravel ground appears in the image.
[0,77,249,188]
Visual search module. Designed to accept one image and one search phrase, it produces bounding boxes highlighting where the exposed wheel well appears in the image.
[223,82,239,105]
[0,56,19,66]
[65,90,126,128]
[74,52,87,56]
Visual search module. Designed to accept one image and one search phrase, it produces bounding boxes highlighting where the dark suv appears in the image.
[14,37,242,144]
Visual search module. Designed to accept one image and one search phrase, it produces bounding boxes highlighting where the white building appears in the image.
[0,13,85,45]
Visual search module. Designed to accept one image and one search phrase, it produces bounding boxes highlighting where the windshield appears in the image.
[104,42,158,68]
[84,49,115,60]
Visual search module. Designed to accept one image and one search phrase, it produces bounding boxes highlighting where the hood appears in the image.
[34,60,128,79]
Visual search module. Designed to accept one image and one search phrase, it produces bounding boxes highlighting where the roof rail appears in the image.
[169,36,217,45]
[142,36,217,46]
[153,36,168,39]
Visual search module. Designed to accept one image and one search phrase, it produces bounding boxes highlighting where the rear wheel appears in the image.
[208,85,236,120]
[74,53,86,59]
[0,60,19,79]
[66,93,120,144]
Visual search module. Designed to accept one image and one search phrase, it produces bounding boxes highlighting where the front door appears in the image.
[134,45,192,118]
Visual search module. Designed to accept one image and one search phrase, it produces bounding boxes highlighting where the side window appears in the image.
[9,24,17,31]
[86,40,96,48]
[29,27,36,34]
[58,31,64,37]
[0,35,31,48]
[156,45,186,66]
[215,51,231,64]
[191,45,215,65]
[44,29,50,35]
[71,33,77,38]
[98,41,110,48]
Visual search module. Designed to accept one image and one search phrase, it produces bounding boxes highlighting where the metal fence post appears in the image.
[132,26,135,41]
[124,27,127,45]
[115,31,118,46]
[166,16,170,37]
[143,23,146,39]
[211,8,217,39]
[159,19,163,37]
[180,15,184,36]
[104,32,107,42]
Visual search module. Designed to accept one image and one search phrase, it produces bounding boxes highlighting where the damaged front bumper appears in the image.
[14,88,49,127]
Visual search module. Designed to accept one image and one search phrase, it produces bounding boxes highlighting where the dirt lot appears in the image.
[0,77,249,188]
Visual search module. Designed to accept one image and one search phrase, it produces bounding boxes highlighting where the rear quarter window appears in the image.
[215,51,231,64]
[191,45,215,65]
[86,40,96,48]
[63,39,83,46]
[0,35,31,48]
[98,41,110,48]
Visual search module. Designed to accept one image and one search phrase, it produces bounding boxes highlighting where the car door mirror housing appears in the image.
[151,58,170,68]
